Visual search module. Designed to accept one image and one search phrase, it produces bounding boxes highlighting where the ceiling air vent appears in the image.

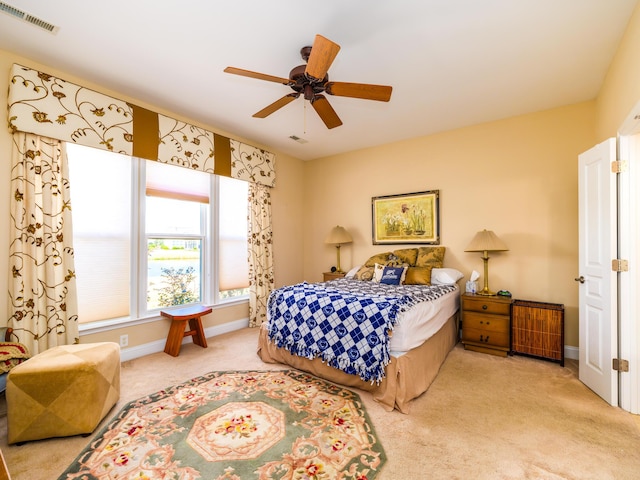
[289,135,308,144]
[0,2,59,34]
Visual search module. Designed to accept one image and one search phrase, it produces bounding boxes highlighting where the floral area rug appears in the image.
[58,370,386,479]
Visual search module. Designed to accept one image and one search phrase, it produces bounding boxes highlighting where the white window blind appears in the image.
[219,176,249,291]
[146,160,210,204]
[67,144,131,323]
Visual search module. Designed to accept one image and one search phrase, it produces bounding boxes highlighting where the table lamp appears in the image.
[464,229,508,296]
[325,225,353,273]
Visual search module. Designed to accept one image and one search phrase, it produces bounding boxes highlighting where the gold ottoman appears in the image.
[6,342,120,444]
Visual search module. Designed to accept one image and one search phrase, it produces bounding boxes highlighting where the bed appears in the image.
[257,247,463,413]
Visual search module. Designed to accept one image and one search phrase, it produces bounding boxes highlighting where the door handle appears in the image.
[574,276,585,284]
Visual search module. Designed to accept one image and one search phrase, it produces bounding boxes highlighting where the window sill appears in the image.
[78,297,249,335]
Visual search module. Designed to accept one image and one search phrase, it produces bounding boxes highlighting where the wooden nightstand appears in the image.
[461,293,512,357]
[323,271,346,281]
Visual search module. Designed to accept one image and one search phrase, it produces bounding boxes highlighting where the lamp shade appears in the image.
[325,225,353,245]
[464,229,508,252]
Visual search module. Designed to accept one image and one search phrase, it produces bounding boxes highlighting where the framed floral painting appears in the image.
[371,190,440,244]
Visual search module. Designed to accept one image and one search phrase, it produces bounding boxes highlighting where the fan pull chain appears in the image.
[304,101,307,134]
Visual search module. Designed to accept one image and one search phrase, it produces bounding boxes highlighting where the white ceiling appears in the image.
[0,0,638,160]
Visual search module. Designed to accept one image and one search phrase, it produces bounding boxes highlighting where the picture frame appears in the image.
[371,190,440,245]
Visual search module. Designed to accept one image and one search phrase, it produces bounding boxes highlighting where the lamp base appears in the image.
[335,245,343,274]
[475,289,496,296]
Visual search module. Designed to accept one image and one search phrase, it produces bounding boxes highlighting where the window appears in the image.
[66,143,249,325]
[67,146,131,323]
[145,161,208,310]
[145,197,205,309]
[218,176,250,299]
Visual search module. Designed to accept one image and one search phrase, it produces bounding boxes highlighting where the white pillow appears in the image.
[373,263,385,282]
[431,268,464,285]
[345,265,361,278]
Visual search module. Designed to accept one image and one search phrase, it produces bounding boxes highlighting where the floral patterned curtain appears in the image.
[248,183,274,327]
[7,63,278,337]
[7,132,79,355]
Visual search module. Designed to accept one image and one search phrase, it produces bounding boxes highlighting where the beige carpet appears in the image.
[1,327,639,479]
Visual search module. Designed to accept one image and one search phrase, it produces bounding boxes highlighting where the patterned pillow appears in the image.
[415,246,446,268]
[403,266,433,285]
[384,254,405,267]
[364,252,392,267]
[392,248,418,266]
[352,265,375,281]
[379,266,407,285]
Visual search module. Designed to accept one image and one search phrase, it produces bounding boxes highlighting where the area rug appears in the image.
[58,370,386,479]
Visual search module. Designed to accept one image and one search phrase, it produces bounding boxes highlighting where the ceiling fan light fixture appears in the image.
[224,33,392,129]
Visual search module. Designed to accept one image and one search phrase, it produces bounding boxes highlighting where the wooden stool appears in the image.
[161,305,211,357]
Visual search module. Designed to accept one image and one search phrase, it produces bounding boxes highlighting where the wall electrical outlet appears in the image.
[119,334,128,348]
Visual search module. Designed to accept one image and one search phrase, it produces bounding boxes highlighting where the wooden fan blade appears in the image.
[325,82,393,102]
[311,95,343,129]
[305,34,341,80]
[252,93,299,118]
[224,67,291,85]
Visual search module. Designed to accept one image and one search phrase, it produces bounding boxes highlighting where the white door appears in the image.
[618,117,640,414]
[578,138,618,406]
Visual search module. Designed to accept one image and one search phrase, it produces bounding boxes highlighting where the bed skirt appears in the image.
[257,312,459,414]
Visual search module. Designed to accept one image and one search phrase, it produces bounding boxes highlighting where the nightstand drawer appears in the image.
[461,293,512,357]
[462,328,510,348]
[463,312,510,333]
[462,296,511,315]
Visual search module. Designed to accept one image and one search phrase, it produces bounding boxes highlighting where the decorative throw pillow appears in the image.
[364,252,392,267]
[384,254,405,267]
[352,265,375,281]
[373,263,385,282]
[403,266,433,285]
[415,246,446,268]
[392,248,419,266]
[379,266,407,285]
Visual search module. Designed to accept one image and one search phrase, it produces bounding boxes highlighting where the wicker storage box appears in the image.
[511,300,564,366]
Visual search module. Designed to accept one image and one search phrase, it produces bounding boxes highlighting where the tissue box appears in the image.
[465,281,477,293]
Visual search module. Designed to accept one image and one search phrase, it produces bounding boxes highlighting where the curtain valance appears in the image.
[7,64,275,187]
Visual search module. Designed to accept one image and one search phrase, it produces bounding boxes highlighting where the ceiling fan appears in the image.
[224,34,393,129]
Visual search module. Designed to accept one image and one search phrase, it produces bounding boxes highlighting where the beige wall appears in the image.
[303,103,596,348]
[0,49,306,349]
[596,3,640,139]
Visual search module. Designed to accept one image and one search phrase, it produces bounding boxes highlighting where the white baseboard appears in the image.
[119,317,250,362]
[565,345,579,361]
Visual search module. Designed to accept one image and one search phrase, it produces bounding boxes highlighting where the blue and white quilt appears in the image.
[266,279,457,383]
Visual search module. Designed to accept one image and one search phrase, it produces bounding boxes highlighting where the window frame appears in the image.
[139,159,211,314]
[72,148,248,336]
